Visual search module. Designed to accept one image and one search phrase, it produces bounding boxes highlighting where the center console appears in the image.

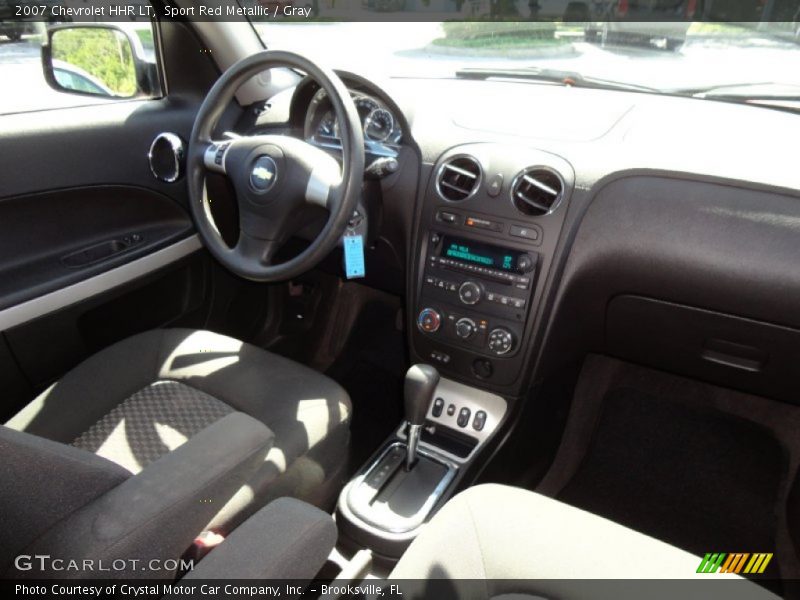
[335,144,573,562]
[337,366,506,559]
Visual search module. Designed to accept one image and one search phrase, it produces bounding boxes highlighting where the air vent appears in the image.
[437,156,481,201]
[511,168,564,216]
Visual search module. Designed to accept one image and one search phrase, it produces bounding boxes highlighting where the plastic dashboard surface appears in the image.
[251,71,800,398]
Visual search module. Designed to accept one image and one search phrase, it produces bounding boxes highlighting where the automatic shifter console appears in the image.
[403,364,440,470]
[337,366,506,556]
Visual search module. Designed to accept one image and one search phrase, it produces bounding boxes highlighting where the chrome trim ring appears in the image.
[148,132,185,183]
[434,153,483,203]
[508,165,565,217]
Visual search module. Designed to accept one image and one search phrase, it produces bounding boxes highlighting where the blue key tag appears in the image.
[343,233,366,279]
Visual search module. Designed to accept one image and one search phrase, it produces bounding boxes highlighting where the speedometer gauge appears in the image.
[354,96,380,119]
[317,111,338,140]
[364,108,394,143]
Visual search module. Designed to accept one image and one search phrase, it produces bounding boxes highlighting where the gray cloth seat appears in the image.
[6,328,351,534]
[390,484,779,599]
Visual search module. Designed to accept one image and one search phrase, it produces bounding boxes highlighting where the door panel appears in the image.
[0,185,193,314]
[0,21,233,417]
[5,254,209,393]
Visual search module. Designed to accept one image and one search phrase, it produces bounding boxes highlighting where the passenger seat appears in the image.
[390,484,779,598]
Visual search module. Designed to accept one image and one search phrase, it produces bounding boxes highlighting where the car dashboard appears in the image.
[241,70,800,403]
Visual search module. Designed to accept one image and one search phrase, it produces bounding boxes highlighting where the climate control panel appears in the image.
[417,305,518,357]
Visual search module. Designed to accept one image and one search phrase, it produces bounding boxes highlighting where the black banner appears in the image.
[2,0,800,22]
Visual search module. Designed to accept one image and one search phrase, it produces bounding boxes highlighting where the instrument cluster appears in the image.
[304,88,403,152]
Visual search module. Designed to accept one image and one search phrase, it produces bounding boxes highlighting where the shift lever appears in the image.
[404,364,440,471]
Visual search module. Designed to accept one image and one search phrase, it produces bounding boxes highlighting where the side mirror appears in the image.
[41,24,157,99]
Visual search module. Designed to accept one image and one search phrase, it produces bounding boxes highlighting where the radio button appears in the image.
[458,281,482,305]
[516,254,536,273]
[509,224,540,241]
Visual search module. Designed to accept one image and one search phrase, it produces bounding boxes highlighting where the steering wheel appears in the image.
[187,51,365,282]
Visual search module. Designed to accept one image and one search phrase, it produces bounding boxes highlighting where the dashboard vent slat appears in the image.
[511,168,564,216]
[437,156,481,201]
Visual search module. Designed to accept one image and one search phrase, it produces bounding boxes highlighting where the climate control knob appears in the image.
[455,318,476,340]
[417,308,442,333]
[458,281,482,305]
[488,327,514,355]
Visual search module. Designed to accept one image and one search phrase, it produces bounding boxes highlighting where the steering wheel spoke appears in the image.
[305,149,343,209]
[235,231,281,267]
[202,139,235,175]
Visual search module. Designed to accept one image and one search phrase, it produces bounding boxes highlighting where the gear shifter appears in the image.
[403,364,440,470]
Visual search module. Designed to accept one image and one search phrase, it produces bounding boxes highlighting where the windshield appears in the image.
[254,19,800,98]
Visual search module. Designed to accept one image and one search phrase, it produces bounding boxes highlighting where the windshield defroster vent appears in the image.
[511,168,564,216]
[437,156,482,201]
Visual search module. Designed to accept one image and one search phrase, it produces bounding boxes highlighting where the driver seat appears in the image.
[1,328,351,576]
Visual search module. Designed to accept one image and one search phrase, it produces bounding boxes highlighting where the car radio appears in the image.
[416,232,539,358]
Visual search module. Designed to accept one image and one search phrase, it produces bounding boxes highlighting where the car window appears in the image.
[0,16,161,116]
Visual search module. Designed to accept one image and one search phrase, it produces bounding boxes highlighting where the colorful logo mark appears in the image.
[697,553,773,575]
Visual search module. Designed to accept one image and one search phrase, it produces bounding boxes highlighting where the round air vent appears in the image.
[148,132,185,183]
[510,168,564,216]
[436,155,482,201]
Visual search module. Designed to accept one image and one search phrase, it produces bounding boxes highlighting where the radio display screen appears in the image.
[441,235,520,272]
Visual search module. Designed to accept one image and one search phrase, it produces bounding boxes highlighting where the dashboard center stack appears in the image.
[409,144,574,389]
[418,231,538,358]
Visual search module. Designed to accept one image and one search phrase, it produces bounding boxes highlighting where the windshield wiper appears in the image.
[672,82,800,113]
[455,67,661,94]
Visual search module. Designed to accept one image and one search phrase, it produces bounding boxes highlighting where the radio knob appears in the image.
[455,318,476,340]
[417,308,442,333]
[458,281,482,305]
[516,254,535,273]
[488,327,514,355]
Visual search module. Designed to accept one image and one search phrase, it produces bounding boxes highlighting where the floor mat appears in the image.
[558,387,787,562]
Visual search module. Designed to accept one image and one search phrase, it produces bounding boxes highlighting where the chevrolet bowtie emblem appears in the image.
[252,167,273,182]
[250,156,278,193]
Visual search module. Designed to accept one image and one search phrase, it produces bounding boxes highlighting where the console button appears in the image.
[487,173,504,197]
[465,216,503,232]
[458,281,482,305]
[430,351,450,364]
[432,397,445,417]
[509,224,540,241]
[438,211,458,224]
[457,407,471,428]
[447,403,456,416]
[417,308,442,333]
[473,410,487,431]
